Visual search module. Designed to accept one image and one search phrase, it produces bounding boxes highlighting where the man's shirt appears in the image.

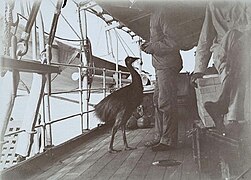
[194,1,251,73]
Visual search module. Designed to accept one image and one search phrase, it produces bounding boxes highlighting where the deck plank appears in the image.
[61,128,146,180]
[126,129,157,180]
[90,128,151,180]
[162,147,183,180]
[180,148,200,180]
[33,132,110,180]
[72,129,145,180]
[108,129,151,180]
[143,150,171,180]
[37,129,135,180]
[23,116,204,180]
[45,132,112,180]
[165,147,186,180]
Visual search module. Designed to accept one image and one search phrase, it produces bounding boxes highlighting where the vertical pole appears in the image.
[44,45,53,147]
[79,7,89,131]
[119,70,122,88]
[42,96,46,150]
[37,10,47,151]
[115,29,119,88]
[196,128,202,180]
[78,67,84,133]
[138,38,143,74]
[102,68,106,98]
[44,0,64,147]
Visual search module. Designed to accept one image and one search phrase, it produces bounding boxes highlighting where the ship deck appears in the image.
[2,113,215,180]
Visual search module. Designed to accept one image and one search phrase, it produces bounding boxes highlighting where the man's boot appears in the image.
[204,101,226,134]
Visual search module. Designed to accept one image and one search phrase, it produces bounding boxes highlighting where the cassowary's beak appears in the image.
[131,57,140,63]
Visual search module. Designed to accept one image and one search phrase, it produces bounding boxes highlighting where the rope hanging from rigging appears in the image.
[16,0,42,57]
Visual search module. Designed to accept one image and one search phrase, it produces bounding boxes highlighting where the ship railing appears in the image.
[4,62,130,152]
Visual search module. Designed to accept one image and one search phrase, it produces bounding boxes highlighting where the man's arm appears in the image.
[191,3,216,87]
[194,4,216,73]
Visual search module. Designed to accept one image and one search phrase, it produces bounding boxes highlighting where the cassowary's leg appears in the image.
[108,111,124,153]
[109,121,121,153]
[121,124,136,151]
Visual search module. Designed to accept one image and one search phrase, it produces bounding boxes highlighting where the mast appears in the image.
[78,3,90,131]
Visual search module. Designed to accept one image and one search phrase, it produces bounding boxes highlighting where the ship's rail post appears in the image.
[102,68,106,98]
[44,0,65,148]
[119,70,122,88]
[78,66,84,133]
[78,4,90,131]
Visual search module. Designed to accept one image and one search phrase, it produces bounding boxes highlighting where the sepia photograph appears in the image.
[0,0,251,179]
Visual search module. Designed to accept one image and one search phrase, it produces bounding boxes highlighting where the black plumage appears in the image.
[95,56,143,153]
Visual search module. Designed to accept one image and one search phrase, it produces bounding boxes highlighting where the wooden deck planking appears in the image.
[37,135,111,180]
[125,129,157,180]
[25,116,202,180]
[33,131,110,180]
[143,150,170,180]
[72,129,146,180]
[34,129,135,180]
[163,147,185,180]
[60,129,141,180]
[90,128,151,180]
[110,129,149,180]
[180,148,200,180]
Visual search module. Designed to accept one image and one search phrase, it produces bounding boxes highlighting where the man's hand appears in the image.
[190,72,204,88]
[140,42,153,54]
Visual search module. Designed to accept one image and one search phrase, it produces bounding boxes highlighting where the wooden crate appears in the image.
[195,75,222,127]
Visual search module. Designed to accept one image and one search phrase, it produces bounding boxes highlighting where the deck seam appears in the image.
[53,130,137,179]
[125,128,156,180]
[76,129,143,180]
[90,129,150,180]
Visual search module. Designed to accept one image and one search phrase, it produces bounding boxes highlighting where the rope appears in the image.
[114,29,129,56]
[107,30,116,60]
[3,1,15,56]
[49,0,81,40]
[19,79,30,94]
[95,22,103,48]
[17,13,81,42]
[77,4,85,45]
[115,29,136,56]
[24,0,41,37]
[47,0,64,46]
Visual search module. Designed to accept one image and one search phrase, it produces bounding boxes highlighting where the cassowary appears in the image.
[95,56,143,153]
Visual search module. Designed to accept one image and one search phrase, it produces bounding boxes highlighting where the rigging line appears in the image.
[99,52,112,58]
[49,0,81,40]
[107,30,116,60]
[19,79,30,94]
[105,30,111,55]
[95,22,103,48]
[115,29,136,56]
[77,4,85,43]
[17,13,81,42]
[114,29,129,56]
[116,29,118,65]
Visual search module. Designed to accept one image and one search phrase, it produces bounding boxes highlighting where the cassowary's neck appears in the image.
[127,63,142,87]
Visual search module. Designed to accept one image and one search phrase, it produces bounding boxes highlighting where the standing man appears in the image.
[141,6,183,151]
[191,1,251,138]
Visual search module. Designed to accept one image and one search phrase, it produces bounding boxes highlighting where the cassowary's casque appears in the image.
[95,56,143,153]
